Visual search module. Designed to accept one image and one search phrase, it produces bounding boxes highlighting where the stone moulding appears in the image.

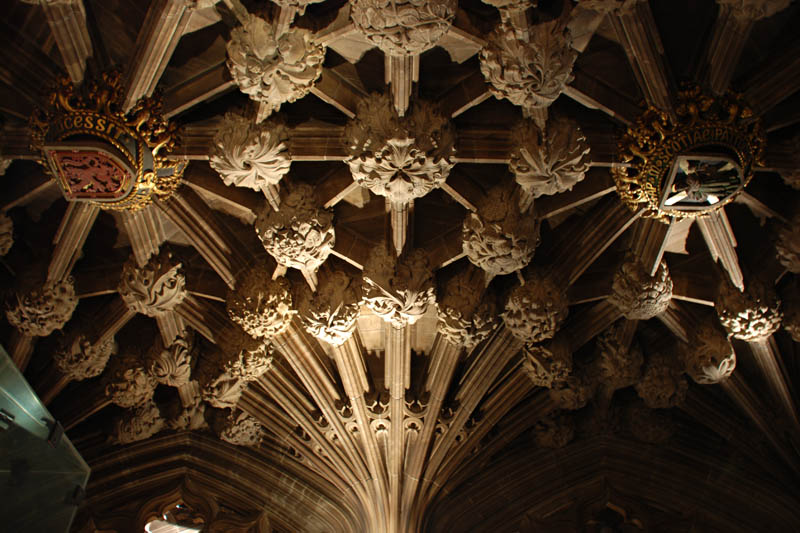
[479,19,577,113]
[217,327,274,382]
[226,14,324,118]
[209,112,291,199]
[6,277,78,337]
[54,333,117,381]
[608,258,673,320]
[254,183,335,274]
[350,0,458,56]
[502,270,568,344]
[345,93,456,204]
[118,249,187,317]
[297,269,362,345]
[509,116,591,211]
[226,266,295,339]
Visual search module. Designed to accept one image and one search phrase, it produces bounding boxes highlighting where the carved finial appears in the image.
[595,322,643,390]
[715,277,782,341]
[681,320,735,384]
[362,246,436,328]
[54,333,116,381]
[345,93,456,204]
[522,337,572,388]
[210,112,290,208]
[350,0,457,56]
[509,116,591,211]
[255,183,335,278]
[635,352,687,408]
[503,270,569,344]
[463,180,540,280]
[297,269,362,345]
[609,257,673,320]
[111,400,164,444]
[6,277,78,337]
[147,333,195,387]
[480,20,577,114]
[0,212,13,256]
[226,14,324,118]
[776,214,800,274]
[533,414,575,449]
[227,264,295,339]
[104,345,158,408]
[436,265,499,349]
[716,0,792,20]
[209,409,264,446]
[118,249,187,317]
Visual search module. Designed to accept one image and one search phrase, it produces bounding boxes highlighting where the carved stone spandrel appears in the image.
[147,332,195,387]
[362,246,436,328]
[715,277,782,342]
[6,277,78,337]
[255,183,335,277]
[208,408,264,446]
[635,351,687,408]
[608,257,672,320]
[54,333,117,382]
[462,180,540,280]
[509,116,591,211]
[436,265,499,349]
[345,93,456,204]
[350,0,457,56]
[111,400,165,445]
[226,264,295,339]
[210,112,290,208]
[104,345,158,408]
[480,19,577,114]
[297,269,362,345]
[0,212,13,256]
[503,270,569,344]
[118,249,187,317]
[226,14,324,118]
[682,320,736,384]
[522,336,572,388]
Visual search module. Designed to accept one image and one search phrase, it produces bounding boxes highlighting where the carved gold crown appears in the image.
[30,70,186,211]
[611,87,766,221]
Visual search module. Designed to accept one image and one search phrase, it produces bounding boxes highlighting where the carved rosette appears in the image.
[0,212,13,256]
[776,215,800,274]
[716,0,792,20]
[227,266,294,339]
[210,409,264,447]
[503,271,569,344]
[217,327,274,382]
[362,247,436,328]
[226,14,324,116]
[255,184,335,273]
[463,181,540,278]
[210,112,290,192]
[533,414,575,449]
[345,94,456,203]
[715,278,782,341]
[54,334,116,381]
[104,347,158,408]
[147,333,195,387]
[297,270,362,345]
[118,249,187,317]
[609,258,673,320]
[682,321,735,385]
[509,116,591,210]
[635,352,687,408]
[436,266,498,349]
[111,400,164,445]
[595,323,643,390]
[480,20,577,112]
[522,337,572,388]
[6,277,78,337]
[350,0,457,56]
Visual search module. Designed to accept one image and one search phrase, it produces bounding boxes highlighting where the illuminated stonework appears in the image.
[297,270,362,346]
[715,278,782,341]
[210,409,264,447]
[6,277,78,337]
[522,338,572,389]
[118,249,187,317]
[217,327,274,382]
[350,0,457,56]
[503,270,568,344]
[436,266,498,349]
[227,265,294,339]
[612,88,765,220]
[608,258,672,320]
[682,321,736,385]
[54,333,116,381]
[148,333,194,387]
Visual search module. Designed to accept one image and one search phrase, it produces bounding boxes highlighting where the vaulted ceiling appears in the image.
[1,1,800,532]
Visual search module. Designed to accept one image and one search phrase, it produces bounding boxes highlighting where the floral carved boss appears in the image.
[6,277,78,337]
[118,249,187,317]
